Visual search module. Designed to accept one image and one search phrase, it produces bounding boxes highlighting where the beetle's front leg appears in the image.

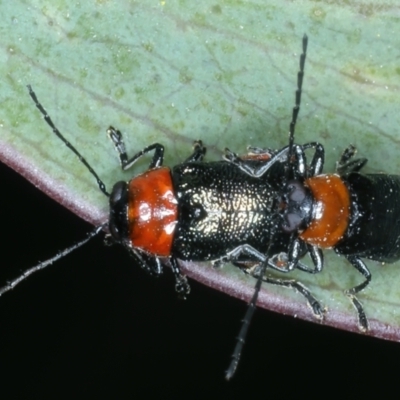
[108,126,164,170]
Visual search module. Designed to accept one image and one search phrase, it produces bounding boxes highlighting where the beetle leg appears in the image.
[274,237,319,275]
[212,245,272,269]
[284,236,304,271]
[211,245,325,319]
[211,244,273,269]
[264,276,325,318]
[212,242,307,273]
[292,142,325,179]
[125,247,163,276]
[343,255,371,331]
[170,257,191,299]
[306,142,325,177]
[337,158,368,174]
[223,148,257,176]
[273,237,322,275]
[231,253,313,275]
[339,145,357,164]
[301,245,324,273]
[336,145,368,174]
[126,247,190,298]
[107,126,165,170]
[183,140,207,163]
[212,244,289,272]
[246,146,274,156]
[223,145,291,178]
[243,268,325,319]
[224,142,325,180]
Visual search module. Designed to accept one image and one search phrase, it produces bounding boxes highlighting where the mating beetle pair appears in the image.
[2,35,399,378]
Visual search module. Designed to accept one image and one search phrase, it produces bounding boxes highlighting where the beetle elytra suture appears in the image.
[2,35,398,379]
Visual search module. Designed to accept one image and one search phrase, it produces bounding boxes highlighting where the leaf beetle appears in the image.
[1,35,398,379]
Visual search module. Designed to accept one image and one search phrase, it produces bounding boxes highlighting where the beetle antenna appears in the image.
[225,260,267,380]
[225,222,279,380]
[0,224,105,297]
[27,85,110,197]
[287,34,308,176]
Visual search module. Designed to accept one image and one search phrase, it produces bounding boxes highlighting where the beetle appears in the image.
[1,35,394,378]
[18,84,324,310]
[222,36,400,339]
[1,37,325,306]
[1,36,325,377]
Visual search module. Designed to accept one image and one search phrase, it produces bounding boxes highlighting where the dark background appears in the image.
[0,160,398,399]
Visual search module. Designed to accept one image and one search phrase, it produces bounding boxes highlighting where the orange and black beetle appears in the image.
[2,36,398,378]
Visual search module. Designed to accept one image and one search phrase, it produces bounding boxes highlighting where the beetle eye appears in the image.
[287,180,306,203]
[109,181,129,242]
[282,213,302,233]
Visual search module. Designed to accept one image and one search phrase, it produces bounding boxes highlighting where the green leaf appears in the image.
[1,0,400,340]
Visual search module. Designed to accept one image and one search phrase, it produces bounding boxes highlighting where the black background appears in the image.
[0,160,398,399]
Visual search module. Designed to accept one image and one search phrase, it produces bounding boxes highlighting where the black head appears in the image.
[109,180,129,243]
